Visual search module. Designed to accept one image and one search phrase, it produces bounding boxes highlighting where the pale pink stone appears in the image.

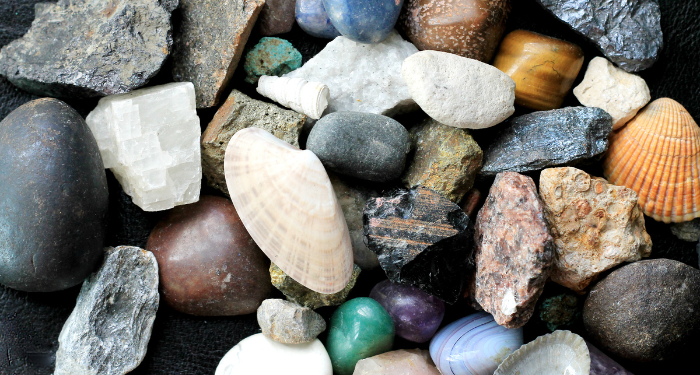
[353,349,441,375]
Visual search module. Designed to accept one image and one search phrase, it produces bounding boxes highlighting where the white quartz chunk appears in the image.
[86,82,201,211]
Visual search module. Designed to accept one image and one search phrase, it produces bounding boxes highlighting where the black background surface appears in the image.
[1,0,699,374]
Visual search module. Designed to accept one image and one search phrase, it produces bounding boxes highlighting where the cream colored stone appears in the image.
[539,167,652,292]
[353,349,440,375]
[573,57,650,130]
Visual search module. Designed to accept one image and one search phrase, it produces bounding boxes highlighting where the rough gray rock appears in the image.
[536,0,662,72]
[257,299,326,344]
[670,219,700,242]
[54,246,159,375]
[480,107,612,177]
[0,0,177,98]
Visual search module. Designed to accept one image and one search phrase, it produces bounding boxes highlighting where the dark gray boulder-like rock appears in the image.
[54,246,160,375]
[536,0,662,72]
[0,0,177,98]
[480,107,612,177]
[583,259,700,362]
[306,111,411,182]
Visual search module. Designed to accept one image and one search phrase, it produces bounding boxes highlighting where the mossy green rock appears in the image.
[326,297,395,375]
[270,263,360,309]
[243,37,302,84]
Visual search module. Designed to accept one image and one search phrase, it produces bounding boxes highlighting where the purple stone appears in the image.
[587,341,635,375]
[369,280,445,343]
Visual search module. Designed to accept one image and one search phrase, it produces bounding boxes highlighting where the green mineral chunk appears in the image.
[243,37,302,84]
[539,293,581,332]
[270,263,360,309]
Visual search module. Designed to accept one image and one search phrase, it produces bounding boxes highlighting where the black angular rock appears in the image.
[363,186,474,303]
[0,98,109,292]
[536,0,662,72]
[0,0,177,98]
[480,107,612,177]
[307,111,411,182]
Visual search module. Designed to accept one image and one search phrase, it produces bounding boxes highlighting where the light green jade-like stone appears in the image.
[326,297,395,375]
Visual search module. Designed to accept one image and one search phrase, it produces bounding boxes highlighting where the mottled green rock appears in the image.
[402,119,483,202]
[243,37,302,84]
[326,298,395,375]
[270,263,360,309]
[201,89,306,197]
[539,293,581,332]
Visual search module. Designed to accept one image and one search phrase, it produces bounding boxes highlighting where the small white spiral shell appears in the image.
[256,76,330,120]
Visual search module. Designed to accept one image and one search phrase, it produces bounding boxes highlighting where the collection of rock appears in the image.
[0,0,696,374]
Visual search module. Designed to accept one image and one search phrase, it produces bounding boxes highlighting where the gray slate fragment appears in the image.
[257,299,327,344]
[0,0,177,98]
[670,219,700,242]
[536,0,662,72]
[54,246,159,375]
[480,107,612,177]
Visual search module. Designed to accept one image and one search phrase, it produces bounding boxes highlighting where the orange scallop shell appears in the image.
[603,98,700,223]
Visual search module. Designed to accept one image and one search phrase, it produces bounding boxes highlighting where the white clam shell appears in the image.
[257,75,330,119]
[494,330,590,375]
[223,128,353,294]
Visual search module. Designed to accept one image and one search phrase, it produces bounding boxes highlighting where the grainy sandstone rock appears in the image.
[201,90,306,197]
[270,263,361,309]
[54,246,159,375]
[401,51,515,129]
[257,299,326,344]
[574,57,651,130]
[353,349,440,375]
[474,172,554,328]
[539,167,652,292]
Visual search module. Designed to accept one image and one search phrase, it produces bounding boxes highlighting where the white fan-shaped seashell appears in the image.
[223,127,353,294]
[257,75,330,120]
[494,330,590,375]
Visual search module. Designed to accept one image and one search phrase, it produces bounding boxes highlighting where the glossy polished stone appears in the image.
[296,0,342,39]
[326,297,395,375]
[493,30,584,111]
[322,0,403,43]
[146,195,272,315]
[370,280,445,343]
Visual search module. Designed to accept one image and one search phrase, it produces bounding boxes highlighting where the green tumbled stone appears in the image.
[243,37,302,84]
[326,297,395,375]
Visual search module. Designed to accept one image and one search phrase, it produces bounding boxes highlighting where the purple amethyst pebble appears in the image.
[370,280,445,343]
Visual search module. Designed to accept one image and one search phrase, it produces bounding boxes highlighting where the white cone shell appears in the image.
[257,76,330,119]
[223,128,353,294]
[494,330,590,375]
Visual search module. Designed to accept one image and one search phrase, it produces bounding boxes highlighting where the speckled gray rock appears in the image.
[306,112,411,182]
[257,299,326,344]
[583,259,700,361]
[480,107,612,177]
[670,219,700,242]
[536,0,662,72]
[54,246,159,375]
[0,0,177,98]
[201,89,306,196]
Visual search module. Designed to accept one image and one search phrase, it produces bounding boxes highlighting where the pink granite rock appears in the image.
[257,0,296,35]
[353,349,441,375]
[473,172,554,328]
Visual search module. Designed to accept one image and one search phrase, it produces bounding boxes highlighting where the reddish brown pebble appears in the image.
[146,195,272,316]
[460,188,483,220]
[473,172,554,328]
[398,0,511,62]
[257,0,297,35]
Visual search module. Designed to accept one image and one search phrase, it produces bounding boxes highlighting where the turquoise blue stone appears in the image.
[243,37,302,84]
[296,0,342,39]
[326,297,395,375]
[322,0,403,43]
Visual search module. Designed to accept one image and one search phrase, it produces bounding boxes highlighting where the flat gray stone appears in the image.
[257,299,326,344]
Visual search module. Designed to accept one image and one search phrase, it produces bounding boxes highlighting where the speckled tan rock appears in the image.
[270,263,361,309]
[573,57,650,130]
[474,172,554,328]
[539,167,652,292]
[402,119,483,203]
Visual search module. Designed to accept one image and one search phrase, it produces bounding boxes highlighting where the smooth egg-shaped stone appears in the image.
[430,312,523,375]
[326,297,395,375]
[216,333,332,375]
[370,280,445,343]
[322,0,403,43]
[296,0,342,39]
[0,98,108,292]
[306,111,411,182]
[146,195,272,316]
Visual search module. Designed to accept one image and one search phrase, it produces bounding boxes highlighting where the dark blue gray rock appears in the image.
[536,0,662,72]
[480,107,612,177]
[306,111,411,182]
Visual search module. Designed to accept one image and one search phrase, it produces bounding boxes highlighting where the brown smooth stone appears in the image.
[146,195,272,316]
[398,0,510,63]
[492,30,584,111]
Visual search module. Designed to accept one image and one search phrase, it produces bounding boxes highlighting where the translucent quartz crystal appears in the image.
[86,82,201,211]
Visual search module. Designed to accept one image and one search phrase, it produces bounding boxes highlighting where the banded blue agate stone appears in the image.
[322,0,403,43]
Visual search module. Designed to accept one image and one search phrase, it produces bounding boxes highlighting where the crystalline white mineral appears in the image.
[284,30,418,116]
[86,82,201,211]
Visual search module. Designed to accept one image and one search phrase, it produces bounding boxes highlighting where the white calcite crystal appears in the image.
[86,82,201,211]
[284,30,418,116]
